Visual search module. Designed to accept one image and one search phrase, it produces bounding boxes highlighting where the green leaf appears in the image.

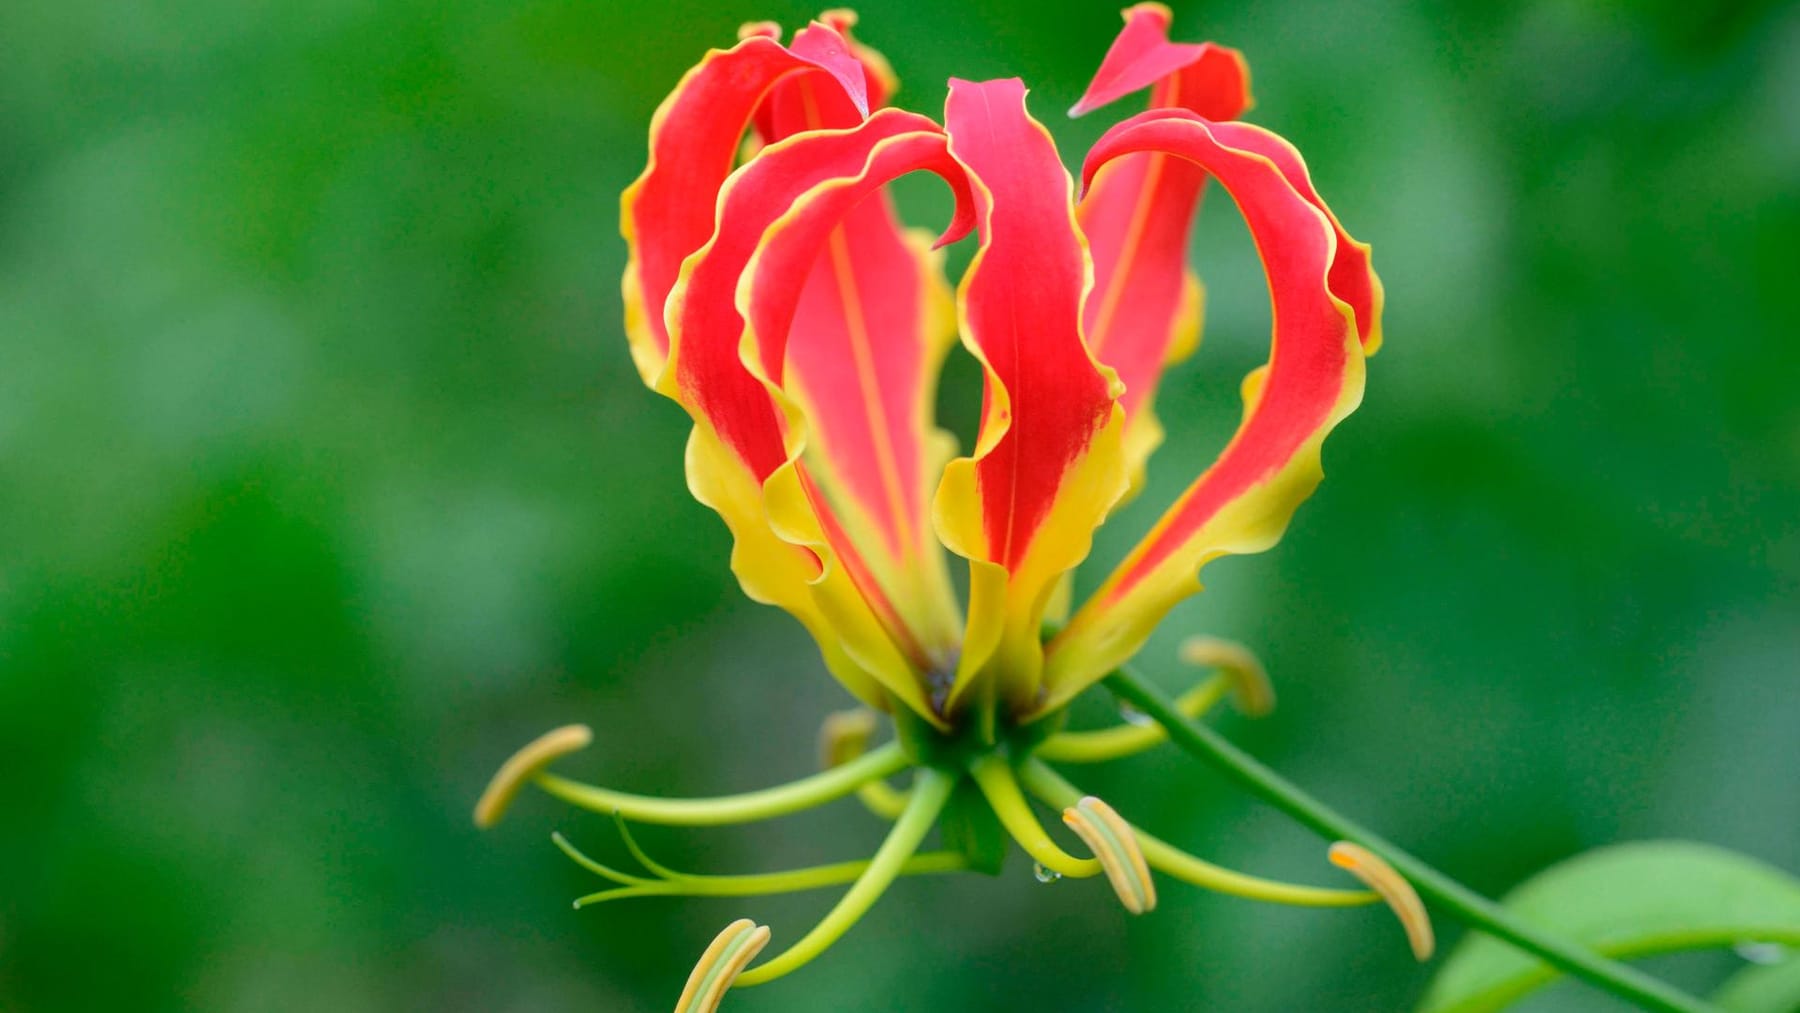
[1713,955,1800,1013]
[1418,841,1800,1013]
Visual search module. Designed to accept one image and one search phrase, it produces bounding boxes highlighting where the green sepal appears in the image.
[1008,705,1067,753]
[937,777,1008,876]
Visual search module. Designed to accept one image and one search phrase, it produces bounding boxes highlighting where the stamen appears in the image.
[1018,758,1376,908]
[734,768,958,986]
[818,709,909,819]
[556,813,969,909]
[818,708,878,767]
[531,741,909,826]
[473,724,593,829]
[1034,637,1274,765]
[550,830,650,887]
[1178,636,1275,717]
[611,811,685,881]
[1061,796,1157,914]
[967,755,1101,879]
[1033,675,1227,763]
[569,850,970,908]
[675,919,771,1013]
[1328,842,1436,961]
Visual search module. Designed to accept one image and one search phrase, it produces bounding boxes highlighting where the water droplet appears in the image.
[1119,703,1153,727]
[1735,940,1789,965]
[1033,862,1062,883]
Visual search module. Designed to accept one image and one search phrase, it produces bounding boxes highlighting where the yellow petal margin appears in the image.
[1041,112,1376,716]
[934,78,1129,715]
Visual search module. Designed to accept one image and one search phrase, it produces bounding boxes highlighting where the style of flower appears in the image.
[478,7,1421,1010]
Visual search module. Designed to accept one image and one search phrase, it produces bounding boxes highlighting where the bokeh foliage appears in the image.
[2,0,1796,1010]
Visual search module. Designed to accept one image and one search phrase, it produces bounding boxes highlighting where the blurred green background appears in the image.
[4,0,1797,1009]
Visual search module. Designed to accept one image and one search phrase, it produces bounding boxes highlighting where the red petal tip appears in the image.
[792,21,872,118]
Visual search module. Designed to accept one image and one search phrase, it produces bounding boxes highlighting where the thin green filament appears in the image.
[1017,758,1375,908]
[1034,674,1229,763]
[734,767,957,987]
[563,847,968,907]
[967,753,1101,879]
[532,742,908,826]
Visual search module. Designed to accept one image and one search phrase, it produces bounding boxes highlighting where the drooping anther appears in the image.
[675,918,771,1013]
[1179,636,1276,717]
[818,8,859,32]
[1328,841,1435,960]
[818,708,908,820]
[473,724,593,829]
[818,708,879,768]
[1062,796,1158,914]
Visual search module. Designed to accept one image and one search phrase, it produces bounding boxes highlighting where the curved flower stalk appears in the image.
[467,8,1730,1012]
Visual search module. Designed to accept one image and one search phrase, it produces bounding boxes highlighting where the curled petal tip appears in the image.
[1178,636,1275,716]
[930,220,971,251]
[472,724,594,829]
[1328,842,1435,961]
[1062,796,1157,914]
[791,21,871,118]
[675,919,772,1013]
[736,20,780,41]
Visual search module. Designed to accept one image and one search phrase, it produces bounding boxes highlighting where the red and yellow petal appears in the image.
[682,424,889,709]
[1075,4,1254,494]
[933,78,1129,713]
[1207,120,1384,353]
[1070,3,1252,120]
[736,122,977,717]
[1041,111,1375,714]
[668,110,976,722]
[774,202,966,669]
[620,23,867,387]
[751,10,898,144]
[738,16,967,671]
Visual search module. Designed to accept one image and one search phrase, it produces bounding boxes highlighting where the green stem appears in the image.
[734,767,958,986]
[1034,674,1229,763]
[1105,668,1715,1013]
[533,742,908,826]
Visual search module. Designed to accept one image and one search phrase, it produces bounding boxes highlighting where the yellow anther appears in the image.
[1328,842,1435,961]
[473,724,593,829]
[1062,796,1157,914]
[818,708,909,820]
[818,708,879,768]
[1179,636,1276,717]
[675,919,771,1013]
[1122,2,1175,24]
[736,21,780,41]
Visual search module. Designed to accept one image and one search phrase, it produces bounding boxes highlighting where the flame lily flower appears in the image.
[481,6,1416,1007]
